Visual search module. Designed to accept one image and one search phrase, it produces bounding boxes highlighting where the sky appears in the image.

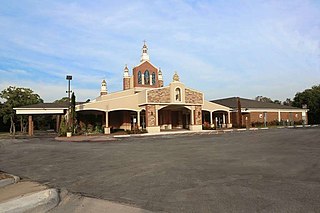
[0,0,319,102]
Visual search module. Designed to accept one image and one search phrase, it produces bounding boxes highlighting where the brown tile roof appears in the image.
[17,102,70,109]
[211,97,301,110]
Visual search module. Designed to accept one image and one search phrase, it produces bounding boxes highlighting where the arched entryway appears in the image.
[109,110,139,131]
[158,105,191,130]
[77,110,106,133]
[202,110,212,129]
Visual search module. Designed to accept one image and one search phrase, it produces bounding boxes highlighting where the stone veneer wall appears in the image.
[194,106,202,125]
[147,88,170,103]
[185,89,203,104]
[146,105,156,127]
[123,78,130,90]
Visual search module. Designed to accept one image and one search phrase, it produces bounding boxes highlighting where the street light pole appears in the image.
[66,75,72,104]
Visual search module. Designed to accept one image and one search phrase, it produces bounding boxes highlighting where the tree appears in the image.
[283,98,292,106]
[292,85,320,124]
[0,86,43,135]
[71,92,76,133]
[273,100,282,105]
[54,97,69,103]
[255,96,273,103]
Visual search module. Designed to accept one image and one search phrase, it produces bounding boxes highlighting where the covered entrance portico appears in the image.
[158,105,191,130]
[202,109,232,129]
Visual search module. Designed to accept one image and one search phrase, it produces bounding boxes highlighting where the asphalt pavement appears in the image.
[1,128,320,212]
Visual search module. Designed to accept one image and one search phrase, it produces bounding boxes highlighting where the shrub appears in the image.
[125,129,148,134]
[59,117,67,136]
[251,121,264,128]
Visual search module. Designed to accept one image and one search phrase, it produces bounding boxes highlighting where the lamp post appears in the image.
[66,75,72,104]
[66,75,73,137]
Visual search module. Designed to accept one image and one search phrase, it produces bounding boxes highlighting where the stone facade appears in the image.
[146,105,156,127]
[123,78,130,90]
[185,89,203,104]
[194,106,202,125]
[147,88,170,103]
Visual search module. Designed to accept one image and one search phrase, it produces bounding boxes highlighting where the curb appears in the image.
[0,175,20,188]
[0,189,59,213]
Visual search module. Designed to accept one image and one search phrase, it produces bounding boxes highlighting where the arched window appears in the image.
[175,87,181,101]
[152,72,156,85]
[138,71,142,84]
[144,70,150,85]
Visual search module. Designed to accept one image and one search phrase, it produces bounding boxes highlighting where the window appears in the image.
[175,87,181,101]
[152,72,156,85]
[138,71,142,84]
[144,70,150,85]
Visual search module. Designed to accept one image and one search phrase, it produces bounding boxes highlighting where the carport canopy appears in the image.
[14,102,69,136]
[14,102,69,115]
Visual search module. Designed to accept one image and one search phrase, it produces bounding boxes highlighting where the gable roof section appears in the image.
[211,97,301,110]
[133,60,158,70]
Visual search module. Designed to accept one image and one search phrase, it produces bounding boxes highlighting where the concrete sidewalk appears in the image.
[54,125,319,142]
[0,177,59,213]
[0,173,151,213]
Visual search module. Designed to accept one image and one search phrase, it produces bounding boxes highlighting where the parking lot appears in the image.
[1,128,320,212]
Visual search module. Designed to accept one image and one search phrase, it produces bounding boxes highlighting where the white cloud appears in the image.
[0,0,319,103]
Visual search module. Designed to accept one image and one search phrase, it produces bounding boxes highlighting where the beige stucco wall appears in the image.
[202,100,231,112]
[77,83,231,115]
[77,93,142,112]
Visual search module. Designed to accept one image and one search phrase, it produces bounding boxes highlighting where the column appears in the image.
[142,74,145,85]
[28,115,33,136]
[278,110,281,122]
[56,115,60,132]
[155,107,158,126]
[191,108,194,125]
[137,111,140,129]
[105,111,109,127]
[228,112,231,124]
[104,111,110,134]
[222,113,226,128]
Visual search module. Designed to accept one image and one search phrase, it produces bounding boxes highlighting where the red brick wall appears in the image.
[280,112,302,122]
[231,111,306,126]
[250,112,278,123]
[133,61,159,88]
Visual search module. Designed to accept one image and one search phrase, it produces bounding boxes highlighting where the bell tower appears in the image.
[123,64,131,90]
[132,42,164,88]
[100,79,107,96]
[140,40,150,62]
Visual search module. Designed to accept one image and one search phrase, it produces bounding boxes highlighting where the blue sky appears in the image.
[0,0,319,102]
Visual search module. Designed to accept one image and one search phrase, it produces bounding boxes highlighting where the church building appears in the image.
[76,42,232,133]
[15,42,308,136]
